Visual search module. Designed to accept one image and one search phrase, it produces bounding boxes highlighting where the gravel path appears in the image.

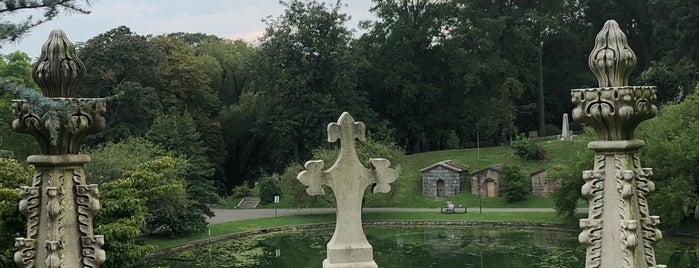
[207,207,578,225]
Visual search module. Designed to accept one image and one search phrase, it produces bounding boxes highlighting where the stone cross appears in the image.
[572,20,664,268]
[12,30,106,268]
[297,112,398,268]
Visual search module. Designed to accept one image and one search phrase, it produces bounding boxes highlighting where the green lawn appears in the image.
[224,139,587,209]
[145,211,580,249]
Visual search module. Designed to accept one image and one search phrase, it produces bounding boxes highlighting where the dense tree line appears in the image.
[66,0,697,195]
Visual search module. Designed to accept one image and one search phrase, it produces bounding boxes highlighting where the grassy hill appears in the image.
[361,138,586,208]
[246,138,587,209]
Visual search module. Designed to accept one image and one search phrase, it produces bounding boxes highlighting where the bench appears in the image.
[440,205,467,214]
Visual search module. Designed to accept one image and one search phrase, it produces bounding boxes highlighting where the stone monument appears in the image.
[12,30,106,268]
[572,20,664,268]
[297,112,398,268]
[560,113,572,140]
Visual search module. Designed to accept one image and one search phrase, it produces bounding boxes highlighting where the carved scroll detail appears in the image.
[81,235,106,268]
[620,220,638,268]
[76,184,100,236]
[578,219,602,268]
[14,238,35,268]
[19,186,40,239]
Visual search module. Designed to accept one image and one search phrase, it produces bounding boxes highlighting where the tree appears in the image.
[219,92,267,195]
[145,112,220,215]
[252,0,372,172]
[84,137,165,184]
[638,83,699,226]
[0,0,92,42]
[495,78,526,143]
[358,0,464,152]
[77,26,163,144]
[150,34,225,167]
[0,51,38,160]
[0,157,31,266]
[259,176,281,204]
[550,128,595,217]
[501,165,530,203]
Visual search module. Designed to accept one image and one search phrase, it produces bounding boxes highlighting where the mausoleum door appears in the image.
[437,179,445,197]
[486,181,496,197]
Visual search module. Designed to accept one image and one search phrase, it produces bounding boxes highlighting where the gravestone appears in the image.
[297,112,398,268]
[572,20,664,268]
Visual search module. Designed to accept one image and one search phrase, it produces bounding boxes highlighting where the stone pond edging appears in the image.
[144,221,578,260]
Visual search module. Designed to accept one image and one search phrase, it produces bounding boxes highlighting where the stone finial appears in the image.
[32,29,86,97]
[589,20,637,87]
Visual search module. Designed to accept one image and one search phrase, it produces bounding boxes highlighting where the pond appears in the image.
[141,226,699,267]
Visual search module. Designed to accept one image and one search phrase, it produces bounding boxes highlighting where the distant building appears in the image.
[530,169,559,197]
[421,160,468,197]
[470,166,503,197]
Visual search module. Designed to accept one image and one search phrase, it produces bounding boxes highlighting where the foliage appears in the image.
[494,78,527,142]
[0,157,31,266]
[638,84,699,226]
[145,112,220,215]
[84,137,164,184]
[0,0,92,42]
[280,137,405,207]
[501,165,530,203]
[130,157,208,235]
[550,128,595,218]
[252,0,375,173]
[0,51,38,159]
[231,181,252,198]
[95,171,152,268]
[259,176,281,204]
[512,134,546,161]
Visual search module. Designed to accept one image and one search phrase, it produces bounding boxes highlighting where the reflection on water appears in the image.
[141,226,699,268]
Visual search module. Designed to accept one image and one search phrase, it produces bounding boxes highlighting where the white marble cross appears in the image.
[297,112,398,268]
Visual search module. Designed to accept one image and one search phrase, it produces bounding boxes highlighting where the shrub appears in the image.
[512,134,545,160]
[259,176,282,204]
[232,181,252,198]
[502,165,530,203]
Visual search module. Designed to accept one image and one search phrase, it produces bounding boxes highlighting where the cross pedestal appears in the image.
[298,112,398,268]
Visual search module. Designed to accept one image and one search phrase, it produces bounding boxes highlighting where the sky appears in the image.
[2,0,376,59]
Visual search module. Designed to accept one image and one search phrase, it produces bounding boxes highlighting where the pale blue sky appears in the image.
[2,0,375,58]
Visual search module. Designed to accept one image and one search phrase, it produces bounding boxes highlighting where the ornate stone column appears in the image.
[572,20,664,268]
[12,30,106,268]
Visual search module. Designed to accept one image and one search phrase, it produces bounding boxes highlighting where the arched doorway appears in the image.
[486,180,496,197]
[437,179,445,197]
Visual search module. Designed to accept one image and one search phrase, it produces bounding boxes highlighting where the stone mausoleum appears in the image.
[470,166,503,197]
[420,160,468,197]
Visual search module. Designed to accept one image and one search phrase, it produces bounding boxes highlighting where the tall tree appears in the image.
[77,26,163,144]
[145,112,220,215]
[150,35,225,167]
[251,0,371,171]
[0,0,92,41]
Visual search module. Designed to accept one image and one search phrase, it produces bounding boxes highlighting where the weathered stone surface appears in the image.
[572,20,662,268]
[420,160,467,197]
[470,166,503,197]
[13,30,105,268]
[297,112,398,268]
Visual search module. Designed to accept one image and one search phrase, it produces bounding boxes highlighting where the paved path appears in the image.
[207,207,584,225]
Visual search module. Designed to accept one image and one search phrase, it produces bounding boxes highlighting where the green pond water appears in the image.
[142,226,699,267]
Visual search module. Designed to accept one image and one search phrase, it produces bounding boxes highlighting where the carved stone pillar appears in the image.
[12,29,106,268]
[572,20,664,268]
